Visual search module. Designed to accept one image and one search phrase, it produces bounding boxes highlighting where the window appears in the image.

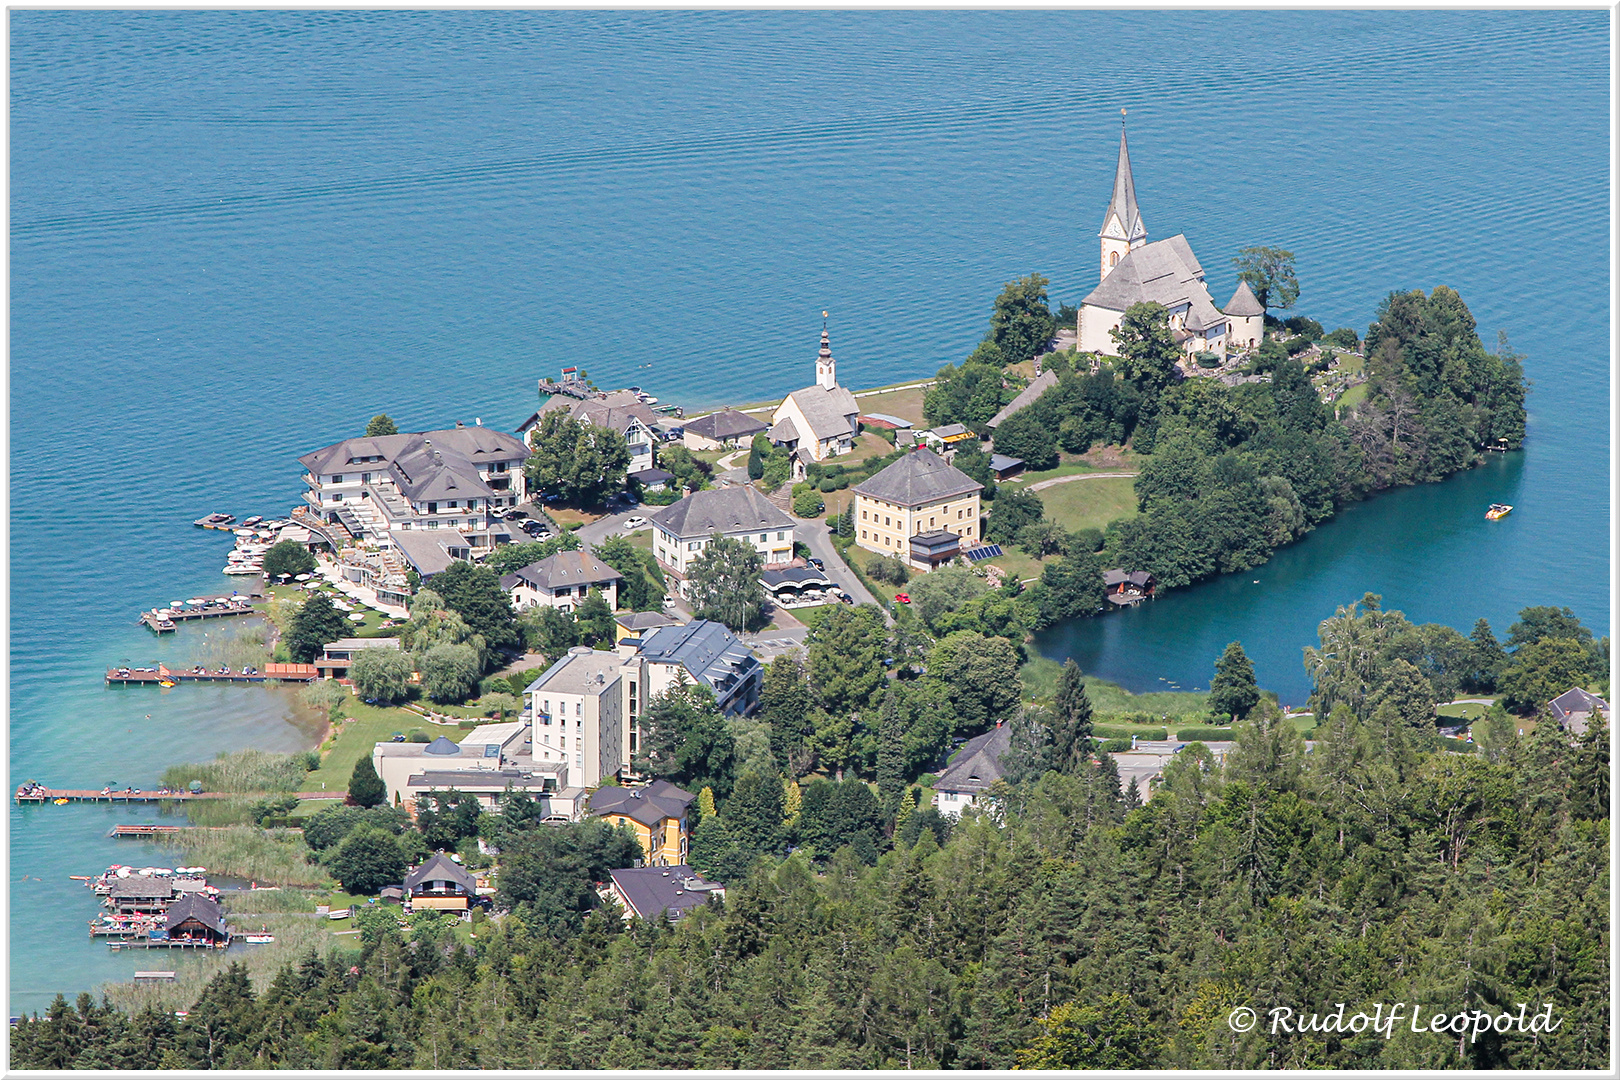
[332,475,344,483]
[447,500,457,509]
[861,510,868,520]
[361,473,371,483]
[861,529,867,539]
[777,531,785,541]
[957,509,963,519]
[929,517,935,528]
[575,701,581,717]
[884,516,891,526]
[330,492,344,503]
[427,502,438,513]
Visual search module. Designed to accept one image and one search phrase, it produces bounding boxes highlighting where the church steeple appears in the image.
[1098,109,1147,282]
[815,310,836,390]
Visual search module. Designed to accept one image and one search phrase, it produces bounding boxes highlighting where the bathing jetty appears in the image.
[106,662,316,686]
[110,824,199,838]
[18,785,341,805]
[137,596,264,634]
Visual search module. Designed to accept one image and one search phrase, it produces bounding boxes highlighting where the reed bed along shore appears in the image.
[158,826,329,887]
[99,917,344,1015]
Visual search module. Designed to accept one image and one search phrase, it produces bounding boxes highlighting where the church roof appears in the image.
[779,384,858,443]
[1223,280,1266,317]
[1081,234,1212,316]
[1099,123,1147,243]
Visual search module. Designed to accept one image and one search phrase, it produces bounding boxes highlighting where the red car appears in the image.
[894,593,911,604]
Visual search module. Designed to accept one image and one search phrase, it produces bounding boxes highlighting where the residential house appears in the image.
[589,780,696,866]
[648,485,795,590]
[404,853,476,911]
[520,391,660,474]
[681,409,769,452]
[918,424,977,453]
[851,446,983,571]
[604,865,724,922]
[933,724,1011,818]
[1103,569,1156,607]
[316,637,403,681]
[770,326,860,469]
[107,877,177,915]
[298,425,530,549]
[500,550,623,613]
[613,610,683,645]
[1547,687,1609,737]
[634,619,763,718]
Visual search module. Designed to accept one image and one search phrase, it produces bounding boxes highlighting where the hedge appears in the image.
[1176,727,1235,741]
[1092,724,1168,742]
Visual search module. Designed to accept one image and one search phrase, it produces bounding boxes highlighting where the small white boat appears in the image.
[223,564,262,575]
[242,934,275,944]
[327,909,351,920]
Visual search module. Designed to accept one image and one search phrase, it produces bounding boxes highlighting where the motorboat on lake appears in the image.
[1486,503,1513,520]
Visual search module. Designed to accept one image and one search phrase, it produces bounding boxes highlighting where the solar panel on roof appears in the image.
[963,544,1002,562]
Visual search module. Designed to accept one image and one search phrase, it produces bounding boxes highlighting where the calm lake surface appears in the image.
[10,11,1609,1013]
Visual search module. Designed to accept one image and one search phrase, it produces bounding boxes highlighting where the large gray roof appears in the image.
[638,619,761,700]
[648,484,794,539]
[608,865,722,921]
[165,894,228,935]
[852,447,983,508]
[684,409,769,442]
[1081,234,1212,315]
[500,550,623,594]
[1224,279,1266,317]
[390,529,470,577]
[524,646,625,698]
[404,853,476,893]
[589,779,695,828]
[934,724,1012,795]
[298,426,527,476]
[388,435,497,503]
[538,394,658,439]
[780,383,859,443]
[987,370,1058,430]
[1099,125,1147,243]
[110,877,176,899]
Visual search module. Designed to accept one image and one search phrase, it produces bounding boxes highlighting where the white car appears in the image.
[623,516,649,530]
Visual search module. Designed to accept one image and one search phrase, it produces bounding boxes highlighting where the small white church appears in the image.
[1076,118,1264,361]
[770,316,860,472]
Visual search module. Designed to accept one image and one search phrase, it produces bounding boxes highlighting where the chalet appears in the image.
[604,865,724,922]
[522,391,661,474]
[682,409,769,452]
[404,853,477,911]
[933,724,1012,818]
[316,637,403,680]
[499,549,623,613]
[1546,687,1609,737]
[1103,569,1156,606]
[159,895,231,946]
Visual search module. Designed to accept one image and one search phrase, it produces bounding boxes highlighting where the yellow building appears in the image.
[851,446,984,571]
[587,780,695,866]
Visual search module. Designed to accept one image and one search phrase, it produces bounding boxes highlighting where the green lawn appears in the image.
[1034,475,1140,534]
[1336,383,1368,411]
[1438,701,1493,720]
[304,701,436,793]
[1020,658,1210,718]
[980,549,1046,582]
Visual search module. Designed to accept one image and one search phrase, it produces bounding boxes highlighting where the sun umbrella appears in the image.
[294,574,312,581]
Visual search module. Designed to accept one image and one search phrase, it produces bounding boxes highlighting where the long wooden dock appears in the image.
[18,786,344,805]
[138,601,263,634]
[110,824,197,838]
[107,662,317,686]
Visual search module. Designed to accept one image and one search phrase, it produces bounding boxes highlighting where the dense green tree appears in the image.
[349,647,414,705]
[261,540,316,580]
[905,566,989,631]
[686,534,767,632]
[636,680,737,799]
[328,826,407,895]
[923,344,1010,429]
[1050,660,1094,773]
[724,767,787,857]
[304,804,406,851]
[419,643,482,704]
[429,561,521,659]
[1001,705,1054,786]
[1464,617,1508,692]
[397,589,477,654]
[573,588,615,645]
[1506,605,1594,650]
[413,789,484,853]
[1032,550,1105,628]
[522,409,632,507]
[926,631,1020,733]
[1498,637,1595,715]
[483,532,581,576]
[761,651,814,773]
[1109,301,1180,398]
[497,819,641,937]
[1207,641,1260,721]
[519,604,578,658]
[365,414,399,437]
[1231,246,1299,310]
[950,441,994,496]
[796,779,883,862]
[747,435,768,481]
[986,273,1057,366]
[875,688,907,810]
[984,487,1043,545]
[346,753,387,808]
[1015,994,1163,1069]
[285,593,347,663]
[991,408,1058,470]
[592,534,664,612]
[806,603,887,720]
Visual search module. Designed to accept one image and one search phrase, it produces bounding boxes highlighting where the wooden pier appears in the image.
[19,786,342,805]
[138,601,263,634]
[110,824,197,838]
[107,662,317,686]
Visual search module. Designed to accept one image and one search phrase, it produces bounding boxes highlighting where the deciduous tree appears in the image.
[1231,246,1299,311]
[522,410,632,507]
[349,647,414,706]
[987,273,1058,367]
[686,534,766,632]
[285,594,347,663]
[365,414,399,437]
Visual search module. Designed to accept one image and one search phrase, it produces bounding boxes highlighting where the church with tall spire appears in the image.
[1077,113,1263,361]
[770,312,860,474]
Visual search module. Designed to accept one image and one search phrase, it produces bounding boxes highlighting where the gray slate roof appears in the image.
[111,877,177,899]
[637,619,761,700]
[298,427,528,477]
[589,779,695,828]
[1548,687,1608,735]
[684,409,769,442]
[934,724,1012,795]
[1224,279,1266,317]
[404,853,476,894]
[500,550,623,594]
[614,610,684,633]
[609,865,722,921]
[391,529,470,577]
[769,416,800,443]
[165,894,228,935]
[1099,126,1147,242]
[986,370,1058,430]
[388,436,498,503]
[780,383,859,443]
[852,447,983,508]
[648,484,794,539]
[1080,234,1210,315]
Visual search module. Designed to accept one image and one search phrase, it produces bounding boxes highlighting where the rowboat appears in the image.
[1485,503,1512,520]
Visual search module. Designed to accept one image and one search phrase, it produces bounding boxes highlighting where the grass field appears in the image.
[1020,657,1211,718]
[980,549,1046,582]
[1034,475,1140,534]
[852,385,929,426]
[304,701,435,793]
[1438,701,1494,720]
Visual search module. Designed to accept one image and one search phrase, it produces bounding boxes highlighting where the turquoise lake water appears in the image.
[9,11,1609,1013]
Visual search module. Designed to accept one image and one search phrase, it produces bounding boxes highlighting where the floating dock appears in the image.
[109,824,197,838]
[137,599,263,634]
[19,786,339,805]
[106,663,318,686]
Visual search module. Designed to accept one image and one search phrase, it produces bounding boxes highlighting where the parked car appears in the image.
[894,593,910,604]
[624,516,649,530]
[807,557,825,571]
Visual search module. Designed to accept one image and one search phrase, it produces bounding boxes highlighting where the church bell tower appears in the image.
[1099,110,1147,282]
[815,310,836,390]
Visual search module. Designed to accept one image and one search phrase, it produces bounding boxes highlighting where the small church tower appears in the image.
[815,310,836,390]
[1099,110,1147,282]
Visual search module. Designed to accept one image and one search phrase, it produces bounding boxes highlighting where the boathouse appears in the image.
[108,876,177,915]
[1103,569,1156,606]
[404,853,477,911]
[160,895,231,945]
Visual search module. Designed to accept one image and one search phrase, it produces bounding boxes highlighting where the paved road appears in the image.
[795,519,878,607]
